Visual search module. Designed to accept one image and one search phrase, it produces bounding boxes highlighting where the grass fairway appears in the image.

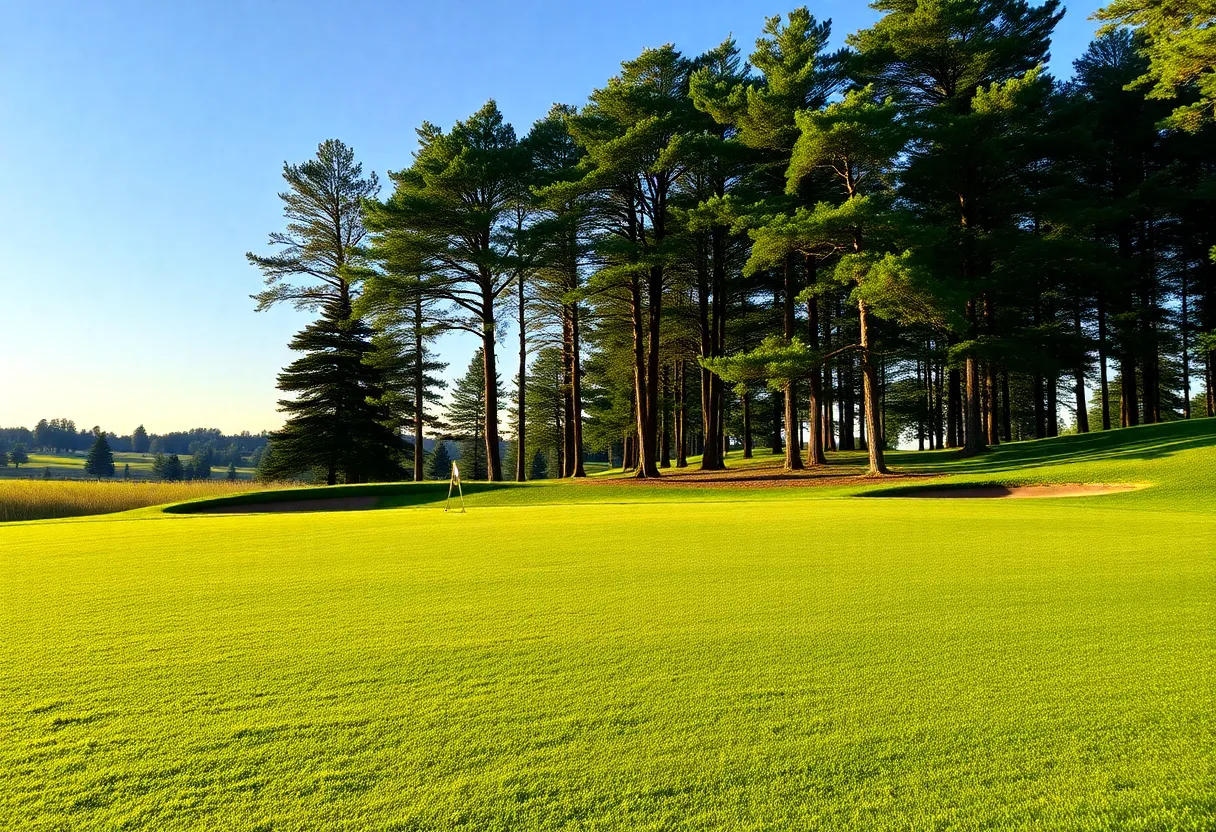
[2,422,1214,830]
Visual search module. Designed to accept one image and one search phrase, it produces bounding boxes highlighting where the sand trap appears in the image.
[876,484,1144,499]
[191,497,380,514]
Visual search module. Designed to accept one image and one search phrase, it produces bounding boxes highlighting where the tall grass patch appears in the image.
[0,480,285,522]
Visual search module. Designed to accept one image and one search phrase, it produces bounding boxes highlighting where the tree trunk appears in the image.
[516,275,527,482]
[984,294,999,445]
[1182,274,1191,420]
[698,232,724,471]
[963,299,986,455]
[947,365,962,449]
[676,361,688,467]
[1098,290,1111,430]
[1120,353,1139,427]
[660,364,672,468]
[858,299,888,474]
[1033,374,1046,439]
[1001,369,1011,443]
[770,393,782,455]
[634,265,662,478]
[481,314,503,482]
[806,293,826,465]
[742,391,753,459]
[782,255,802,469]
[413,293,425,483]
[1046,376,1058,438]
[568,303,586,477]
[1074,305,1089,434]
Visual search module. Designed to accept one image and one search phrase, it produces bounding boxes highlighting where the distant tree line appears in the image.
[0,421,269,480]
[248,0,1216,482]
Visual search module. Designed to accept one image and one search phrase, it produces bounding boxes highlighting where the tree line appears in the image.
[248,0,1216,482]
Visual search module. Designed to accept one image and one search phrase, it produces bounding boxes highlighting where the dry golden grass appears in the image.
[0,479,291,522]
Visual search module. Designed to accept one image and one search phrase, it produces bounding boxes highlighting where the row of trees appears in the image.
[250,0,1216,482]
[0,421,268,464]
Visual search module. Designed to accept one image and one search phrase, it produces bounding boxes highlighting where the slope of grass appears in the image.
[1,421,1214,830]
[164,419,1216,516]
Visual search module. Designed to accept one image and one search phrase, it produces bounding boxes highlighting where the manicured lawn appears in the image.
[1,421,1213,830]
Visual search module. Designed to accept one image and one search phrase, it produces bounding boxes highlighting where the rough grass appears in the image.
[0,480,285,522]
[1,421,1214,830]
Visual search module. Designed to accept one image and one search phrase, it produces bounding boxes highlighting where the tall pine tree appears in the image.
[263,298,403,484]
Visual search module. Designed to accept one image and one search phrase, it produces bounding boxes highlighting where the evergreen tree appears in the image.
[123,463,131,479]
[562,46,700,477]
[262,297,404,484]
[424,441,452,481]
[357,275,450,481]
[248,139,378,311]
[162,454,184,482]
[192,450,212,480]
[226,461,238,480]
[0,451,8,468]
[132,424,150,453]
[445,349,503,480]
[1097,0,1216,132]
[363,102,529,482]
[84,429,116,478]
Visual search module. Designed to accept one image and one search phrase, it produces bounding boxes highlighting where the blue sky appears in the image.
[0,0,1105,434]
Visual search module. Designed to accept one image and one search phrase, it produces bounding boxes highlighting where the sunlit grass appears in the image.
[0,479,284,522]
[1,420,1213,829]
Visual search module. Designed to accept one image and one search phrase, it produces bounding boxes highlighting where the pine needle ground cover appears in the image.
[2,422,1213,830]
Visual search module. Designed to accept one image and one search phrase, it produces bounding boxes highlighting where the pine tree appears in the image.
[248,139,378,311]
[192,450,212,480]
[358,278,450,481]
[1097,0,1216,132]
[424,441,452,481]
[132,424,150,454]
[363,102,529,482]
[262,297,404,484]
[850,0,1063,453]
[123,463,130,479]
[226,461,237,481]
[445,349,503,481]
[84,430,116,478]
[563,46,700,477]
[162,454,184,482]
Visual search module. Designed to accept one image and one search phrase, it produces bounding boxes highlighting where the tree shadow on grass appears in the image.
[166,481,517,514]
[886,420,1216,478]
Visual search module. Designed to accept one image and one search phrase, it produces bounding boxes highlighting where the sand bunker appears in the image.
[876,484,1144,499]
[191,496,380,514]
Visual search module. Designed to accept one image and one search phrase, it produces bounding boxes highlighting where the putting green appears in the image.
[2,421,1214,830]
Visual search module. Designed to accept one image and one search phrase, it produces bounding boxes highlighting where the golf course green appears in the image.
[2,421,1213,830]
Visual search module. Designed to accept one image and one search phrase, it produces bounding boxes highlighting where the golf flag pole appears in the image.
[445,461,465,513]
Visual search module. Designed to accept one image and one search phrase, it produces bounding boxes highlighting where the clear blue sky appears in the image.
[0,0,1105,434]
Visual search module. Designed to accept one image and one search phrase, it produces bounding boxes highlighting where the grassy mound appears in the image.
[1,421,1213,830]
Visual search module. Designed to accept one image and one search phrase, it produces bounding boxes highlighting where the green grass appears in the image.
[2,421,1214,830]
[0,451,257,481]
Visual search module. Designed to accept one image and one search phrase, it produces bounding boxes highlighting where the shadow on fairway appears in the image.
[890,419,1216,477]
[165,481,515,514]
